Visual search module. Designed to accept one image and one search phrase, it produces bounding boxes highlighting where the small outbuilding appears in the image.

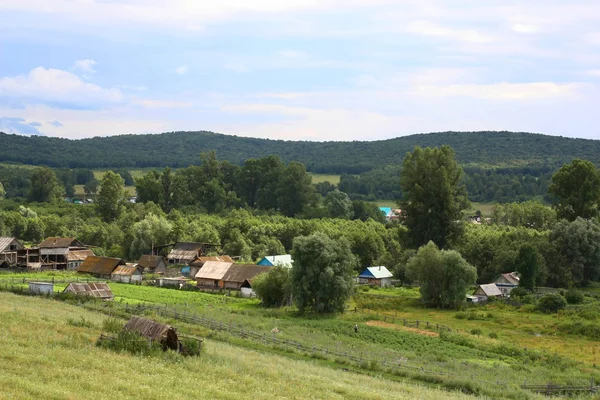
[194,261,233,288]
[257,255,293,268]
[77,256,126,279]
[189,255,234,278]
[28,281,54,295]
[123,316,179,351]
[63,282,114,300]
[158,277,187,288]
[473,283,503,302]
[221,264,271,290]
[67,250,95,270]
[358,266,394,287]
[111,265,143,284]
[137,255,167,274]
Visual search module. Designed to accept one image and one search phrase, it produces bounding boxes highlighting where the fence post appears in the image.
[416,319,419,328]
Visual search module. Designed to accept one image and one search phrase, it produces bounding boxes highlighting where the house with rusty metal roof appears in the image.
[111,265,143,284]
[37,237,89,270]
[194,261,233,288]
[63,282,114,300]
[137,255,167,274]
[0,237,24,265]
[77,256,126,279]
[67,250,95,270]
[493,272,520,297]
[189,255,234,277]
[221,264,271,290]
[167,242,205,265]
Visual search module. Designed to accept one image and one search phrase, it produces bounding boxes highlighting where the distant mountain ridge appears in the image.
[1,130,599,173]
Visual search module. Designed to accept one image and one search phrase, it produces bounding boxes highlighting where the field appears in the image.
[74,184,136,197]
[310,173,341,185]
[2,272,599,398]
[0,291,483,400]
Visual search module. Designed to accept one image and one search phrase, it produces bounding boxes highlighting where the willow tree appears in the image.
[399,145,469,249]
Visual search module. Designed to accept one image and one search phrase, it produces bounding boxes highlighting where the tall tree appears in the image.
[277,162,315,217]
[399,145,469,249]
[130,213,173,259]
[252,266,292,307]
[291,232,356,313]
[407,241,477,309]
[549,159,600,221]
[324,190,354,219]
[0,182,4,200]
[28,167,64,203]
[83,178,99,199]
[515,245,540,291]
[96,171,126,222]
[547,217,600,287]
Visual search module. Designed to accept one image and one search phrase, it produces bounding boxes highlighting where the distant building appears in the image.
[473,283,503,302]
[194,261,233,289]
[63,282,114,300]
[166,242,205,265]
[358,266,394,287]
[67,250,95,270]
[77,256,126,279]
[28,281,54,295]
[189,255,234,278]
[37,237,89,270]
[221,264,271,290]
[494,272,520,296]
[0,237,24,265]
[257,255,293,268]
[137,255,167,274]
[111,265,143,284]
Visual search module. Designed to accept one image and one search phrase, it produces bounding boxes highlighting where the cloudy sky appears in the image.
[1,0,599,141]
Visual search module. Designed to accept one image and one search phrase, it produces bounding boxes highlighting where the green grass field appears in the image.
[0,292,480,400]
[74,184,136,196]
[310,174,341,185]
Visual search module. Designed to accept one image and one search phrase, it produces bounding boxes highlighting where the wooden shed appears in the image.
[77,256,126,279]
[189,255,234,278]
[67,250,95,270]
[167,242,204,265]
[221,264,271,290]
[63,282,114,300]
[123,316,179,351]
[194,261,232,288]
[473,283,503,302]
[137,255,167,274]
[111,265,143,284]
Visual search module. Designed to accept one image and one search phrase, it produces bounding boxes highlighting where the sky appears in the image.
[0,0,599,141]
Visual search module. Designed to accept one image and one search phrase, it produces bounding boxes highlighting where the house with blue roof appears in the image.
[257,254,293,268]
[358,266,394,287]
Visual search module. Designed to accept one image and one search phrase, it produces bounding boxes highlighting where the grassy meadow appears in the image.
[0,292,480,400]
[310,173,341,185]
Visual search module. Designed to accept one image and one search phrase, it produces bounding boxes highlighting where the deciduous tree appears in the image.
[28,167,64,203]
[549,159,600,221]
[96,171,126,222]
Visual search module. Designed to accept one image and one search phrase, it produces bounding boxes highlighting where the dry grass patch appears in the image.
[366,320,439,337]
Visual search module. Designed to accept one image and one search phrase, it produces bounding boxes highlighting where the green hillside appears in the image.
[1,130,599,173]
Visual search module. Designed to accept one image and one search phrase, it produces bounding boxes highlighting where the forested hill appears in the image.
[2,130,600,173]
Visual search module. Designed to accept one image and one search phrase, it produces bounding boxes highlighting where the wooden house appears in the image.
[0,237,24,265]
[194,261,233,288]
[358,266,393,287]
[67,250,95,270]
[137,255,167,274]
[189,255,234,278]
[77,256,125,279]
[38,237,89,270]
[257,254,293,268]
[167,242,205,265]
[473,284,503,302]
[63,282,114,300]
[220,264,271,290]
[111,265,143,284]
[493,272,520,296]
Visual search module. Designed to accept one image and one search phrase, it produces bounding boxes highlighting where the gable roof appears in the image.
[112,265,142,276]
[222,264,271,284]
[194,261,233,280]
[67,250,95,262]
[190,255,234,267]
[475,283,502,297]
[0,237,24,252]
[77,256,125,275]
[39,237,85,248]
[63,282,113,299]
[137,255,165,270]
[495,272,520,286]
[358,266,393,279]
[123,316,179,349]
[172,242,204,251]
[257,255,293,267]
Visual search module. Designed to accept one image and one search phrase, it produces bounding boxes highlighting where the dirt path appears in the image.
[365,320,439,337]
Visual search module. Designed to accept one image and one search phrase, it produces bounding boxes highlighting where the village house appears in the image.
[257,254,293,268]
[358,266,394,287]
[137,255,167,274]
[189,255,234,278]
[194,261,233,289]
[473,283,503,302]
[63,282,114,300]
[67,249,95,270]
[0,237,24,265]
[493,272,520,296]
[77,256,126,279]
[36,237,89,270]
[220,264,271,290]
[166,242,205,265]
[111,265,143,284]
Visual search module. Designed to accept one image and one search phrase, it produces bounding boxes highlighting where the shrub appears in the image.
[565,289,584,305]
[180,337,203,356]
[509,287,529,300]
[537,294,567,314]
[253,266,292,307]
[470,328,482,336]
[102,318,124,333]
[66,316,96,329]
[97,330,163,356]
[488,332,498,339]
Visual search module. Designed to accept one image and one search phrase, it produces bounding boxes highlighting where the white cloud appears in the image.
[511,23,537,34]
[405,20,493,44]
[175,65,188,75]
[0,67,123,108]
[410,82,588,100]
[589,70,600,77]
[73,59,97,74]
[134,99,194,109]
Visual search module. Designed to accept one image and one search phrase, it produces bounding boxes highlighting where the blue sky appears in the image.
[1,0,599,141]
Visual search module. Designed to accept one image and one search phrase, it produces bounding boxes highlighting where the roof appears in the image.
[77,256,125,275]
[39,237,85,248]
[379,207,392,216]
[67,250,95,261]
[358,266,393,279]
[172,242,204,251]
[167,249,200,262]
[475,284,503,297]
[190,255,234,267]
[63,282,113,299]
[0,237,23,252]
[496,272,520,286]
[257,255,293,267]
[111,265,142,276]
[137,255,165,270]
[123,316,178,349]
[222,264,271,284]
[194,261,233,280]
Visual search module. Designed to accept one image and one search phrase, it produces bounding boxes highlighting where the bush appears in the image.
[488,332,498,339]
[470,328,482,336]
[509,287,529,300]
[180,337,203,356]
[253,266,292,307]
[67,316,96,329]
[565,289,584,305]
[537,294,567,314]
[97,330,163,356]
[102,318,124,333]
